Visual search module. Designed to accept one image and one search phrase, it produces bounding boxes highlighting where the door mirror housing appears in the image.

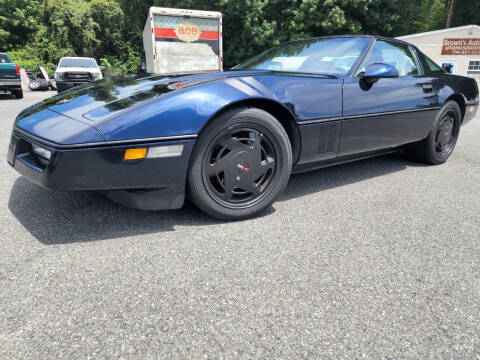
[442,63,453,73]
[363,63,399,83]
[51,65,57,71]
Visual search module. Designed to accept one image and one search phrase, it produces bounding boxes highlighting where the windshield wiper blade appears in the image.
[311,73,338,79]
[270,70,338,79]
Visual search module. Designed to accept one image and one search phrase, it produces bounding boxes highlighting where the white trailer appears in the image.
[143,7,223,74]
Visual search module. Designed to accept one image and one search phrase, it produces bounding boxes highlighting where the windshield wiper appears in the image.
[309,73,338,79]
[270,70,338,79]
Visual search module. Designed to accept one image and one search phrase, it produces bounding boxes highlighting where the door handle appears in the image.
[422,84,433,93]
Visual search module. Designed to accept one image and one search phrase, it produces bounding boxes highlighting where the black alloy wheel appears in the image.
[203,126,278,208]
[188,107,292,220]
[405,100,461,165]
[435,111,457,156]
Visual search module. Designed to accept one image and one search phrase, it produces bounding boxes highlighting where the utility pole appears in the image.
[446,0,455,28]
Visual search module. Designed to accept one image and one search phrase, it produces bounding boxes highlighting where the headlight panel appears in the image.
[31,143,52,160]
[147,145,184,158]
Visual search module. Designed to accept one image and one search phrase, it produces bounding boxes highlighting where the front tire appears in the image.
[405,101,461,165]
[188,107,292,220]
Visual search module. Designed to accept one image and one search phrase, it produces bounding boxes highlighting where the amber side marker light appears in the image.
[124,145,184,160]
[124,148,147,160]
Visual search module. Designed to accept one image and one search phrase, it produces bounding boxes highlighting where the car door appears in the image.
[339,39,440,157]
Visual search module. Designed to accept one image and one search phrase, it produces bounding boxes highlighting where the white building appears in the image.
[397,25,480,80]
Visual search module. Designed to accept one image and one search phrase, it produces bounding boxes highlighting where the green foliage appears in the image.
[451,0,480,28]
[0,0,42,50]
[8,47,53,72]
[100,45,142,76]
[1,0,478,73]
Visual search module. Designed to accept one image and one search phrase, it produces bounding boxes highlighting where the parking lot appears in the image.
[1,91,479,359]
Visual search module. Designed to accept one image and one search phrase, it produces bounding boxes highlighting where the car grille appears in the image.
[64,72,92,82]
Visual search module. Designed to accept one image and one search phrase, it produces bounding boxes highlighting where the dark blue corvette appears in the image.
[8,36,479,219]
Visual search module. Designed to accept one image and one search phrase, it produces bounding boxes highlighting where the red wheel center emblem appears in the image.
[237,164,250,173]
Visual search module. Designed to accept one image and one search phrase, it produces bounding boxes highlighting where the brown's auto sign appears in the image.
[442,38,480,55]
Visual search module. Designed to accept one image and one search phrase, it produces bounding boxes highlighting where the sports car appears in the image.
[8,36,479,219]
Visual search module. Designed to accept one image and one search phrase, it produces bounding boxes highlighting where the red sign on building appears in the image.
[441,38,480,55]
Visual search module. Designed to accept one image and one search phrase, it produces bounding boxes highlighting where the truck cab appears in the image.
[53,57,103,93]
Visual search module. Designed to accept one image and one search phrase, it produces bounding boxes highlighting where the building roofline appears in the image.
[148,6,222,18]
[397,25,480,40]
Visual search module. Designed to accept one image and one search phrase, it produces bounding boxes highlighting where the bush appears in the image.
[100,45,142,76]
[8,47,55,75]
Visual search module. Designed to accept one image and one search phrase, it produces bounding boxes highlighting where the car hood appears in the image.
[16,71,268,124]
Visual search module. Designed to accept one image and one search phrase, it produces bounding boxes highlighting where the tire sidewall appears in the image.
[188,107,292,220]
[428,101,461,164]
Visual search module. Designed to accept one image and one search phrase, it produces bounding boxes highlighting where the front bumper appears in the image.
[463,103,479,125]
[8,131,196,210]
[56,80,92,93]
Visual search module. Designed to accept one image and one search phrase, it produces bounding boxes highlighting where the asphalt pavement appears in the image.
[1,91,479,359]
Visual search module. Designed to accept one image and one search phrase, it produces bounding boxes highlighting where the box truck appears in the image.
[143,7,223,74]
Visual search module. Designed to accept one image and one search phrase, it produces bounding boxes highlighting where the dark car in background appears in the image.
[7,36,479,219]
[0,53,23,99]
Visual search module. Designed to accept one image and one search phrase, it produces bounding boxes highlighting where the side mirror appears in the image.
[51,65,57,71]
[363,63,399,83]
[442,64,453,73]
[100,66,106,71]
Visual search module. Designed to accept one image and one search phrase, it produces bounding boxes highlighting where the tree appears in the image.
[0,0,42,50]
[3,0,467,72]
[451,0,480,28]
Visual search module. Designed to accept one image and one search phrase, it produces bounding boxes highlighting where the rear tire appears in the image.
[39,79,49,91]
[405,101,461,165]
[49,79,57,90]
[188,107,292,220]
[14,91,23,99]
[29,80,40,91]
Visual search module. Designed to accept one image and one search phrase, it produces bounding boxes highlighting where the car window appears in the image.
[423,54,445,73]
[58,58,97,68]
[234,37,370,77]
[358,40,420,76]
[0,54,11,63]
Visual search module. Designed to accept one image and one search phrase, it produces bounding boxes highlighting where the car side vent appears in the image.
[298,121,341,164]
[317,122,340,155]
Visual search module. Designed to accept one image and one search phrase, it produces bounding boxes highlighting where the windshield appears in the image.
[235,37,370,76]
[59,58,97,68]
[0,54,11,63]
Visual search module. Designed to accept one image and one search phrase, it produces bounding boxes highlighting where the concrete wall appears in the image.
[398,25,480,80]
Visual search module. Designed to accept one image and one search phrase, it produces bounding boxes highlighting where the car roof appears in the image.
[279,35,411,46]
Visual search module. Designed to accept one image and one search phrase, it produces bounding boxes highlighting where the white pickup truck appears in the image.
[52,57,103,92]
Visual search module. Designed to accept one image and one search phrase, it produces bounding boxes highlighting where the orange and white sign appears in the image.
[175,23,200,43]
